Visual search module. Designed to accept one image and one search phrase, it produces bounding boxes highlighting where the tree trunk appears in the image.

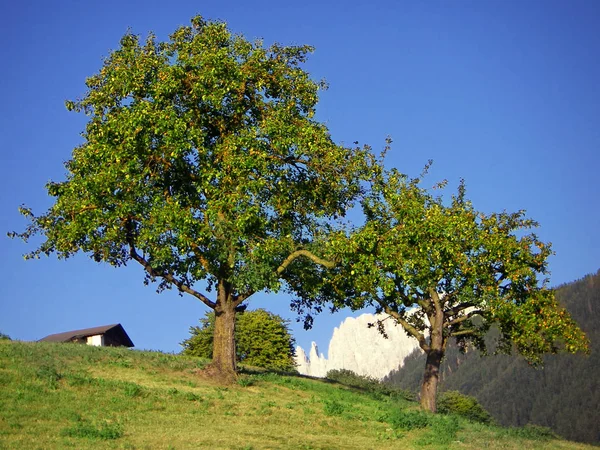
[420,348,443,412]
[420,304,445,412]
[210,284,237,382]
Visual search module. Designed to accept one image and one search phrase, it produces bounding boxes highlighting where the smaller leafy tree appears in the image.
[325,162,589,413]
[181,309,296,371]
[0,332,11,340]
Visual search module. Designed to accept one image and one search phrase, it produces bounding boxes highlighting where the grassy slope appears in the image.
[0,341,593,450]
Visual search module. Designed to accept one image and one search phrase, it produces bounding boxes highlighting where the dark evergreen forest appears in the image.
[385,270,600,444]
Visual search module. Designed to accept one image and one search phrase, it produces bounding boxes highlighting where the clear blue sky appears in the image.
[1,0,598,355]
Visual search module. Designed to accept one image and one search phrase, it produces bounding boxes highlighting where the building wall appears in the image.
[86,334,105,346]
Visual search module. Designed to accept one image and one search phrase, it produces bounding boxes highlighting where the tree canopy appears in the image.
[324,164,589,412]
[181,309,296,371]
[10,15,372,379]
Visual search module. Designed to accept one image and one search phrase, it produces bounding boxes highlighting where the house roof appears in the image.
[38,323,134,347]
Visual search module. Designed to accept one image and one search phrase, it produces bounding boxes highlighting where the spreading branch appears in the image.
[450,329,477,337]
[276,249,335,275]
[444,302,477,318]
[376,299,430,352]
[446,309,483,327]
[189,242,212,273]
[233,292,251,308]
[128,244,216,309]
[231,249,335,308]
[429,288,443,314]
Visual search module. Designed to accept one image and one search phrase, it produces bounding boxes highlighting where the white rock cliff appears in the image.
[294,313,420,379]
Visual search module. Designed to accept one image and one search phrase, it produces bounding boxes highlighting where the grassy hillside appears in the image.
[0,340,594,449]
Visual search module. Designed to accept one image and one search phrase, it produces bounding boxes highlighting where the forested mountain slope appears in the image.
[386,270,600,444]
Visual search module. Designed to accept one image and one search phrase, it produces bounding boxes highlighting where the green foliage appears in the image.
[10,14,373,374]
[437,390,492,424]
[329,165,588,361]
[235,309,296,370]
[0,331,11,340]
[181,309,296,371]
[181,312,215,360]
[12,14,371,292]
[323,162,588,411]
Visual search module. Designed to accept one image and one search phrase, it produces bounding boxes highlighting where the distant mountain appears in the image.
[295,313,419,379]
[385,270,600,444]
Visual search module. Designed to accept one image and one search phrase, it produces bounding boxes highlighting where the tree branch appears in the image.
[128,244,216,309]
[450,329,477,337]
[234,249,335,309]
[391,275,413,307]
[429,288,443,314]
[189,242,212,273]
[444,302,476,318]
[233,292,251,308]
[276,249,335,275]
[375,299,430,353]
[416,297,433,315]
[446,310,483,327]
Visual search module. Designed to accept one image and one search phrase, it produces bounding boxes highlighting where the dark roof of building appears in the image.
[38,323,134,347]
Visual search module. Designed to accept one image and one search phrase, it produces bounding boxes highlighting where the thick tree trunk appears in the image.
[420,348,443,412]
[210,284,237,382]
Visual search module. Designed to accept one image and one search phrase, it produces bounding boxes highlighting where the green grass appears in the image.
[0,340,593,449]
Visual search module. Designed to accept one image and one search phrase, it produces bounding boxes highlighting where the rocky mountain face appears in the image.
[294,313,420,379]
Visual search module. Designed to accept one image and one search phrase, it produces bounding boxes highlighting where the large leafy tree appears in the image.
[326,164,589,412]
[182,309,296,371]
[10,16,371,380]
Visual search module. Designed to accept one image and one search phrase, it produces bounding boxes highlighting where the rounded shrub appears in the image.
[437,390,493,424]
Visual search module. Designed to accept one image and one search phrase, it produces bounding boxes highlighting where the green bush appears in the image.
[182,309,296,371]
[437,390,492,424]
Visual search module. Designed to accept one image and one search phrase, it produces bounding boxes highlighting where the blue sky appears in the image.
[1,0,598,356]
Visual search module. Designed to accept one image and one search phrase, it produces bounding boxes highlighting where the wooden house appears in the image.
[39,323,134,347]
